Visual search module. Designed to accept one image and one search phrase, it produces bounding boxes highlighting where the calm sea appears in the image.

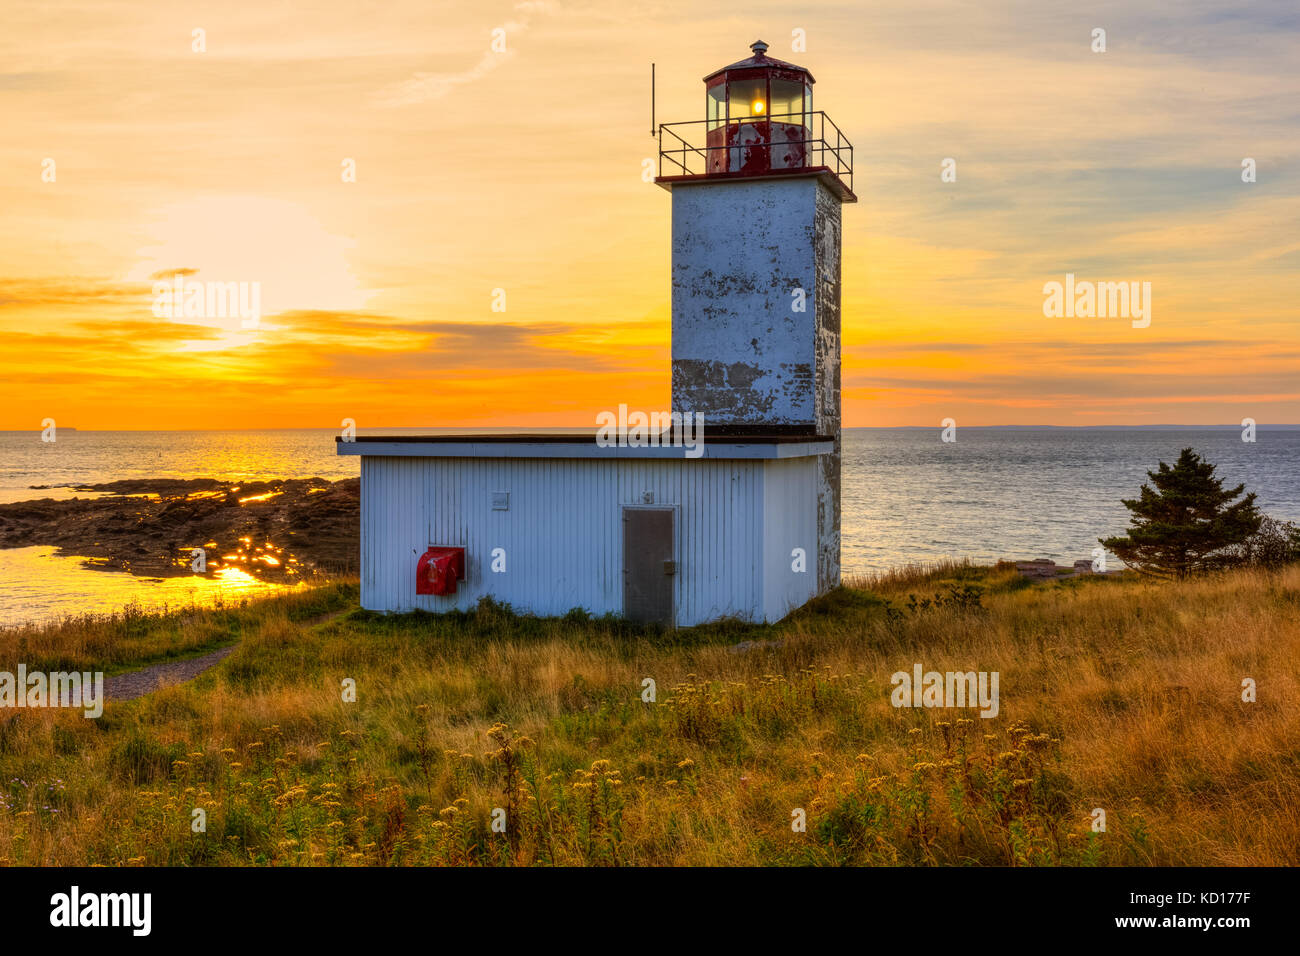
[1,427,1297,626]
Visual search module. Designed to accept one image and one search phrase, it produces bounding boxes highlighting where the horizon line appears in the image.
[5,423,1299,433]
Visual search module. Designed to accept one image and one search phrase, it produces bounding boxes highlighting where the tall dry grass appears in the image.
[0,564,1296,865]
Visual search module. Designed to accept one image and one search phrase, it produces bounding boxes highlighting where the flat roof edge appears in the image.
[336,440,834,460]
[654,167,857,203]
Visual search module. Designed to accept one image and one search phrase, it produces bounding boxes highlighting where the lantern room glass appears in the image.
[729,78,767,121]
[769,79,805,124]
[706,82,726,131]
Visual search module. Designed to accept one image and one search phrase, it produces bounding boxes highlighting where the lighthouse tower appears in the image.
[656,40,855,594]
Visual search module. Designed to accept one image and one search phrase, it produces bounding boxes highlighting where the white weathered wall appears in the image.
[671,177,820,426]
[811,180,843,593]
[360,455,785,626]
[761,457,820,622]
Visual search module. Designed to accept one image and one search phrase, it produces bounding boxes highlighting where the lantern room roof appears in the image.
[703,39,815,84]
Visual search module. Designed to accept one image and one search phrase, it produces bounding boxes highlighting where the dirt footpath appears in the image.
[103,645,239,702]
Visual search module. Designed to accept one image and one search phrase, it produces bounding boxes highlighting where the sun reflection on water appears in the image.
[0,546,307,629]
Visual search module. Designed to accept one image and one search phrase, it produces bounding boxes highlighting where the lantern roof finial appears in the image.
[703,39,814,84]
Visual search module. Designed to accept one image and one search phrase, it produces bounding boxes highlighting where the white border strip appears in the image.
[336,440,832,460]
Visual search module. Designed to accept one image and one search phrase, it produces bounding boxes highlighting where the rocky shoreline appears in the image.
[1013,557,1120,579]
[0,477,359,580]
[0,480,1116,588]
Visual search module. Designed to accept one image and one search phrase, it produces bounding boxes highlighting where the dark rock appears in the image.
[0,477,360,581]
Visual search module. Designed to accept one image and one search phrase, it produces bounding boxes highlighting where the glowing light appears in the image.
[752,99,765,115]
[237,491,281,504]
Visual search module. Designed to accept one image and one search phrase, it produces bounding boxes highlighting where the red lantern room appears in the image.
[656,40,854,202]
[704,40,813,175]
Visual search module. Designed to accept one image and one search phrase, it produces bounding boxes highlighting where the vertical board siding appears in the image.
[762,458,820,621]
[360,455,769,626]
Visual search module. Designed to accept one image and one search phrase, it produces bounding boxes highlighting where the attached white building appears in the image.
[338,41,854,627]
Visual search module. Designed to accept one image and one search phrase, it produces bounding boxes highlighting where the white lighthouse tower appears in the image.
[656,40,855,594]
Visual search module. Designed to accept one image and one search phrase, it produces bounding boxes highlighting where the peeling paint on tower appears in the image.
[668,175,845,594]
[812,182,842,591]
[671,177,827,425]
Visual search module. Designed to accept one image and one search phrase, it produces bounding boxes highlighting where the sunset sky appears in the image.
[2,0,1297,429]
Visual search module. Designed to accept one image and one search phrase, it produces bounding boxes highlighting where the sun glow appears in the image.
[128,196,368,330]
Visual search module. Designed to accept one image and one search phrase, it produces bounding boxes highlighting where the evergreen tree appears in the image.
[1100,448,1261,579]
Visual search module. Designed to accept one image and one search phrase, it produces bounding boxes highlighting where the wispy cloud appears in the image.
[375,1,556,107]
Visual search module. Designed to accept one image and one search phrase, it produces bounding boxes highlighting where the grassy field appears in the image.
[1,562,1297,866]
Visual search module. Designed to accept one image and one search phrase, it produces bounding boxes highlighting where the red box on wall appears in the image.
[416,547,465,595]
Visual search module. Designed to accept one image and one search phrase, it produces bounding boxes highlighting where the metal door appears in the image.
[623,508,675,626]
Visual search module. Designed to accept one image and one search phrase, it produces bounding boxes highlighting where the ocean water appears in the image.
[841,428,1299,574]
[0,427,1297,626]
